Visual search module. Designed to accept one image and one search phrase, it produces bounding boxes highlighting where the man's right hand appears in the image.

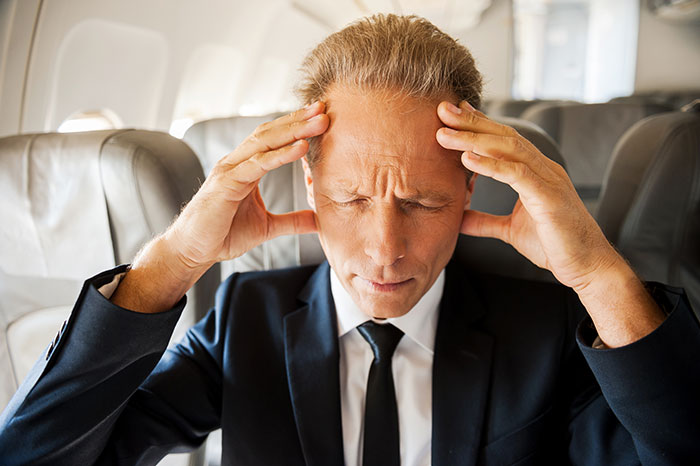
[111,102,329,313]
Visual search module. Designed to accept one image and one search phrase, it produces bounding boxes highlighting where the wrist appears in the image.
[111,236,211,314]
[574,257,665,348]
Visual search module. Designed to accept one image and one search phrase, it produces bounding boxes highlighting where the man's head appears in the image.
[296,15,482,319]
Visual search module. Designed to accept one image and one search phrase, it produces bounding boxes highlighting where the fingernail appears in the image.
[308,114,324,122]
[461,100,475,111]
[292,139,305,146]
[304,101,320,113]
[441,127,458,135]
[446,102,463,115]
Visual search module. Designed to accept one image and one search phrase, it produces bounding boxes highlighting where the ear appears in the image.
[301,157,316,212]
[464,173,478,210]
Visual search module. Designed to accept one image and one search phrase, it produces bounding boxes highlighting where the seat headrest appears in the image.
[0,131,119,280]
[183,113,284,175]
[521,102,673,213]
[483,99,575,118]
[596,110,700,313]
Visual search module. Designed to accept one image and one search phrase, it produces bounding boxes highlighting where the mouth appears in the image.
[360,277,414,292]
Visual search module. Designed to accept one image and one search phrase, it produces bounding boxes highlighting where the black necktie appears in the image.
[357,321,404,466]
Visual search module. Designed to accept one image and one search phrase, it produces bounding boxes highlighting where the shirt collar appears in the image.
[330,267,445,354]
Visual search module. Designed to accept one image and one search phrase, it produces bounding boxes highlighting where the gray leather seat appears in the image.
[483,99,574,118]
[610,90,700,110]
[596,105,700,316]
[183,113,284,176]
[521,101,673,213]
[0,129,219,466]
[185,115,566,283]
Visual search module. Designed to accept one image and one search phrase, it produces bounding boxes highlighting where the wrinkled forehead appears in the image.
[314,86,466,181]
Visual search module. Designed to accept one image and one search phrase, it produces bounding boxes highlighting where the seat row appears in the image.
[483,92,700,213]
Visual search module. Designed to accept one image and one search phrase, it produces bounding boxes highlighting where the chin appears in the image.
[358,294,417,319]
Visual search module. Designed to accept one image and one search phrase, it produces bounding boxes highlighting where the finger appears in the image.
[461,151,549,205]
[437,101,513,137]
[267,209,318,239]
[436,127,535,164]
[231,139,310,186]
[259,101,325,131]
[460,209,510,242]
[227,113,329,167]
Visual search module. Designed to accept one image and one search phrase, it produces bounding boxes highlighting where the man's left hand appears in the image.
[435,100,665,347]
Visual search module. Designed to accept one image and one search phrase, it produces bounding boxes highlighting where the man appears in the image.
[0,14,698,466]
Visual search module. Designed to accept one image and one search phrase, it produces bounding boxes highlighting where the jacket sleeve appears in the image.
[573,283,700,465]
[0,265,230,465]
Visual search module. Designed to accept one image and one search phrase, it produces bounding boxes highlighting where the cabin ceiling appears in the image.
[291,0,493,32]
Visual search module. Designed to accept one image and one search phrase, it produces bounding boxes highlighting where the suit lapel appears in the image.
[432,262,495,466]
[284,262,345,466]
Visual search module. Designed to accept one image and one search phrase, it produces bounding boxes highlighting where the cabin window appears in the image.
[511,0,639,102]
[57,109,122,133]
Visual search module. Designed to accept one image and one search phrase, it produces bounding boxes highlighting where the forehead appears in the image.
[315,86,465,189]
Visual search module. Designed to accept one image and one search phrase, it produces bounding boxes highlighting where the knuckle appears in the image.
[248,130,273,152]
[257,120,272,132]
[515,161,530,179]
[464,111,480,126]
[552,161,568,177]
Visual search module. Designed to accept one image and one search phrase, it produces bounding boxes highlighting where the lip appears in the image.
[361,277,414,292]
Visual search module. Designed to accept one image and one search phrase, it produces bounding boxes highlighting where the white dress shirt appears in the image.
[331,267,445,466]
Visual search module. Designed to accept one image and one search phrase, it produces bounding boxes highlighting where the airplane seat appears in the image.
[483,99,575,118]
[185,114,567,283]
[0,129,219,466]
[610,90,700,110]
[595,104,700,316]
[183,113,284,176]
[520,101,673,214]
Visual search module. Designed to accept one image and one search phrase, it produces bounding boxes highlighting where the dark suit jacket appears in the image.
[0,260,699,465]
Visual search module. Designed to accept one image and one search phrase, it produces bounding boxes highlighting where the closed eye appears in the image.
[402,200,441,211]
[336,198,368,207]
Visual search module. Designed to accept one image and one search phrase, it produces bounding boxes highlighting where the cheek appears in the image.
[409,211,463,255]
[314,204,361,253]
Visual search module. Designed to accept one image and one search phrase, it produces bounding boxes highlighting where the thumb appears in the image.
[460,209,510,243]
[267,210,318,239]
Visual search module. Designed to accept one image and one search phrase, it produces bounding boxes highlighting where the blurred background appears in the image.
[1,0,698,139]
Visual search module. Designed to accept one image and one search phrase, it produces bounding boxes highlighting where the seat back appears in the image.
[596,107,700,315]
[521,102,672,213]
[483,99,575,118]
[186,115,566,283]
[610,90,700,110]
[183,113,284,176]
[0,130,219,465]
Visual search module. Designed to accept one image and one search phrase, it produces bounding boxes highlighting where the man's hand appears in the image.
[111,103,329,313]
[169,102,328,271]
[435,100,665,347]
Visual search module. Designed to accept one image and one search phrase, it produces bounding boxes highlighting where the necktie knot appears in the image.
[357,321,404,363]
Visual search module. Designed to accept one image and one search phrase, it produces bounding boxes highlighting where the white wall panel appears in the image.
[45,19,168,131]
[0,0,41,137]
[453,0,513,100]
[15,0,513,135]
[635,6,700,92]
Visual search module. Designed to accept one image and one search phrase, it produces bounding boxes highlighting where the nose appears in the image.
[363,203,407,267]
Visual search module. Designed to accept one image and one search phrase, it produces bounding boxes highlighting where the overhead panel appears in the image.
[292,0,492,33]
